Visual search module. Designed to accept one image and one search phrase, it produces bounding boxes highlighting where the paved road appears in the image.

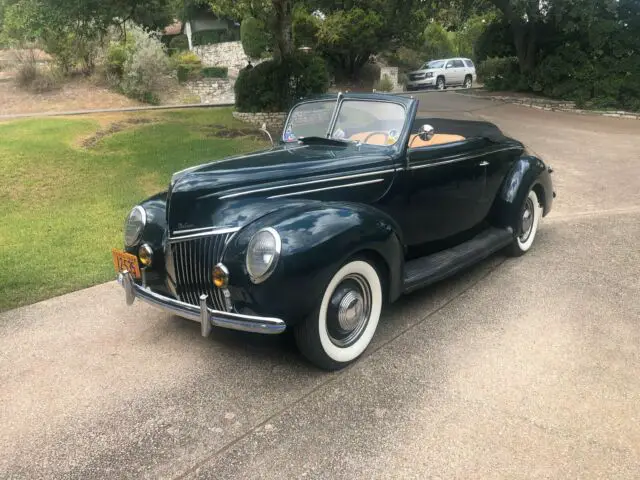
[2,92,639,479]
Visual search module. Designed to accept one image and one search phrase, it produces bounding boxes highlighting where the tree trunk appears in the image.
[272,0,293,62]
[511,21,537,73]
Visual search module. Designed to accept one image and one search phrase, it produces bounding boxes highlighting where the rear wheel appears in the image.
[294,259,383,371]
[464,75,472,88]
[436,76,445,90]
[506,189,542,257]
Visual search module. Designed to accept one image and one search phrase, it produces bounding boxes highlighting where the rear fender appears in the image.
[490,155,553,230]
[223,202,405,325]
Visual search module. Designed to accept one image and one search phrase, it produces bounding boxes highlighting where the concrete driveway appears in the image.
[2,92,639,479]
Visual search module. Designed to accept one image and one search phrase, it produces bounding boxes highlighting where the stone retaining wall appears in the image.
[232,111,287,134]
[185,78,235,104]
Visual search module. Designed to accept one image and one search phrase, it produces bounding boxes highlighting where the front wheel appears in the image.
[436,76,446,90]
[506,189,542,257]
[294,259,383,371]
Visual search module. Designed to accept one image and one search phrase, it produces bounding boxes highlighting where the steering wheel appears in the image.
[362,131,390,145]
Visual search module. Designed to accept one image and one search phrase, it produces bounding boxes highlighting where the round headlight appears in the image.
[124,206,146,247]
[246,227,281,284]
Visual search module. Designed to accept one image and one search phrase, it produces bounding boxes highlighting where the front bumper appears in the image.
[407,78,435,89]
[117,271,286,336]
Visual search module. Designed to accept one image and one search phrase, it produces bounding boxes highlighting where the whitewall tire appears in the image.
[507,189,542,256]
[294,259,383,370]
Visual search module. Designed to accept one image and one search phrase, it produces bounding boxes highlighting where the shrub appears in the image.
[241,17,269,59]
[13,49,37,87]
[174,51,202,82]
[235,54,328,112]
[375,74,394,92]
[169,34,189,52]
[477,56,519,90]
[202,66,227,78]
[177,63,202,82]
[120,24,172,103]
[175,51,201,65]
[106,42,130,78]
[30,68,62,93]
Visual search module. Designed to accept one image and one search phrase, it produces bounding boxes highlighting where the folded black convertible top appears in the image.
[412,117,506,142]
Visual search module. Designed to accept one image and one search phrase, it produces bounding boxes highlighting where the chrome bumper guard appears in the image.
[117,271,286,336]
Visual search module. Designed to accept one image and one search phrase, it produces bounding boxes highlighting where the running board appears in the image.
[403,227,513,293]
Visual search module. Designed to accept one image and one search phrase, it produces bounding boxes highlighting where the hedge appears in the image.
[202,66,228,78]
[235,54,329,112]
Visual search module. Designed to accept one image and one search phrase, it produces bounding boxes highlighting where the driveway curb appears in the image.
[455,91,640,120]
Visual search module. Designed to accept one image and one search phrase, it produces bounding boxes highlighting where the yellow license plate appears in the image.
[112,249,141,279]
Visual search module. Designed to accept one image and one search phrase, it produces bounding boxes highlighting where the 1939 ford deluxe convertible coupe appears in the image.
[113,93,554,370]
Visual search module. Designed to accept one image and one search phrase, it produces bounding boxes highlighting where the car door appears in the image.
[444,60,458,85]
[398,138,488,246]
[453,59,467,84]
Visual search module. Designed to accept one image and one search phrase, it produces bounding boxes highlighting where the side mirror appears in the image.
[409,124,435,147]
[259,122,274,146]
[418,124,435,141]
[446,63,453,69]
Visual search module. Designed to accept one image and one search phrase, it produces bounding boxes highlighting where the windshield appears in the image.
[283,99,406,146]
[422,60,444,69]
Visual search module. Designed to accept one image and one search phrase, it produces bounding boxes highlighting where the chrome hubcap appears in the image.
[520,198,535,242]
[338,291,365,331]
[326,274,372,347]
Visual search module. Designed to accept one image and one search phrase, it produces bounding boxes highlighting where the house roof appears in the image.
[163,20,183,36]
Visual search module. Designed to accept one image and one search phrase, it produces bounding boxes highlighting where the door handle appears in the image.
[478,161,489,167]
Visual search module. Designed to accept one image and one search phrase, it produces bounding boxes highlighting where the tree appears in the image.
[241,16,270,58]
[207,0,292,61]
[423,22,455,59]
[316,7,383,77]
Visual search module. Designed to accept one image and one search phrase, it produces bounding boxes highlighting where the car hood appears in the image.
[409,68,439,75]
[167,143,392,232]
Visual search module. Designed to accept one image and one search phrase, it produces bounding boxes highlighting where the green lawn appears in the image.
[0,108,267,312]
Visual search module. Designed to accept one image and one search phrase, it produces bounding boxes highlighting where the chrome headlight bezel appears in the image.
[246,227,281,284]
[124,206,146,247]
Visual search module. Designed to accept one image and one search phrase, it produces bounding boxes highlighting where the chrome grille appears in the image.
[167,232,234,311]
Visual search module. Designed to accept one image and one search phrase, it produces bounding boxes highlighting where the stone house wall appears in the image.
[193,41,262,79]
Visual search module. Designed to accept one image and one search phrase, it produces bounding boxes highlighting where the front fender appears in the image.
[223,202,404,324]
[490,155,554,229]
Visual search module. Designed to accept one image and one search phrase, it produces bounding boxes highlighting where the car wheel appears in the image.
[464,75,472,88]
[294,259,383,371]
[436,76,445,90]
[506,189,542,257]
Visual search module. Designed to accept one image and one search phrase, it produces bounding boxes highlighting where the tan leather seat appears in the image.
[409,133,465,148]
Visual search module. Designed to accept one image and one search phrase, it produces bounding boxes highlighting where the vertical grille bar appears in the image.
[168,231,234,310]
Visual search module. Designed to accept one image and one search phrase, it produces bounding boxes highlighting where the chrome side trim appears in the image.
[118,272,286,335]
[169,226,240,242]
[268,178,384,199]
[409,146,521,170]
[220,169,396,200]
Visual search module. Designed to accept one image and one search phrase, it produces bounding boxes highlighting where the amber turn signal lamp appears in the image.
[138,244,153,267]
[212,263,229,288]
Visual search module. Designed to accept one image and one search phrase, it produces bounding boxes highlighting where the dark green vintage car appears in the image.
[113,93,554,370]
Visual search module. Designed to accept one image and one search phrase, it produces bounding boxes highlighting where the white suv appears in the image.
[406,58,476,91]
